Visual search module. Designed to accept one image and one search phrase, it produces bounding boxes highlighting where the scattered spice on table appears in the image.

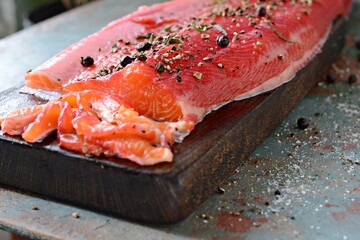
[72,212,80,219]
[326,73,336,84]
[80,56,94,67]
[31,205,39,211]
[217,187,225,194]
[348,74,357,84]
[297,118,309,130]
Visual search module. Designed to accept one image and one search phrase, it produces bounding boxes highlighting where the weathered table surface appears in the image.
[0,0,359,239]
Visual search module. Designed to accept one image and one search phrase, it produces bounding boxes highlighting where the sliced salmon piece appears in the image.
[0,105,45,135]
[86,136,173,166]
[58,133,106,157]
[59,133,172,165]
[72,114,172,145]
[58,102,76,134]
[22,102,64,143]
[1,89,175,165]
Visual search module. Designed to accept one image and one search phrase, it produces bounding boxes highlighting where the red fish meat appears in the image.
[0,0,352,165]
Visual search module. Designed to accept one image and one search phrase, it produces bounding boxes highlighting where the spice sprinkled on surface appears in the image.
[326,73,336,84]
[297,118,309,130]
[176,75,182,82]
[217,187,225,194]
[137,54,147,62]
[120,55,133,67]
[348,74,357,84]
[31,205,39,210]
[258,7,267,17]
[80,56,94,67]
[136,42,152,52]
[216,35,230,48]
[356,40,360,50]
[193,71,203,80]
[201,34,210,39]
[156,62,165,73]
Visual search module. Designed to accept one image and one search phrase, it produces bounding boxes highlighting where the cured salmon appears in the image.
[0,0,352,165]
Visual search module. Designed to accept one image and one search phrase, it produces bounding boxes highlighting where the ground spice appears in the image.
[297,118,309,130]
[80,56,94,67]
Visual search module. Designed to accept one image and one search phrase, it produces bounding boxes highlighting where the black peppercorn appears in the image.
[80,56,94,67]
[258,7,267,17]
[137,54,147,61]
[156,62,165,73]
[216,35,230,48]
[217,187,225,194]
[176,75,182,82]
[120,55,134,68]
[356,40,360,50]
[348,74,357,84]
[135,42,152,52]
[297,118,309,130]
[275,190,281,196]
[326,73,336,84]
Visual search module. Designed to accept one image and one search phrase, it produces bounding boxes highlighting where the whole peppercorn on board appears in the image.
[0,0,350,223]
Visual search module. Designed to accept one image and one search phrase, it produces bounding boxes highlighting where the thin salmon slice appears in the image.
[22,102,64,143]
[1,0,353,165]
[58,134,106,157]
[2,90,174,164]
[87,136,173,166]
[0,105,45,135]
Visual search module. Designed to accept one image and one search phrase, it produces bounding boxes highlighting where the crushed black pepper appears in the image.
[176,75,182,82]
[120,55,134,67]
[156,62,165,73]
[137,55,147,61]
[297,118,309,130]
[80,56,94,67]
[326,73,336,84]
[217,187,225,194]
[348,74,357,84]
[258,7,267,17]
[136,42,152,52]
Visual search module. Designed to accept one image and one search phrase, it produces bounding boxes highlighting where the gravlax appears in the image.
[0,0,352,165]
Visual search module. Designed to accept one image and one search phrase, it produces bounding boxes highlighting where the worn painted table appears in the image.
[0,0,359,239]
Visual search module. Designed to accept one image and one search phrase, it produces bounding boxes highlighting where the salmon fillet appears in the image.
[1,0,353,165]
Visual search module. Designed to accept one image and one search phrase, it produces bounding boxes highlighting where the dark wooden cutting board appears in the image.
[0,17,346,223]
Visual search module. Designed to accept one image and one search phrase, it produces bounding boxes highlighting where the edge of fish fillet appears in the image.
[202,24,332,117]
[20,86,63,101]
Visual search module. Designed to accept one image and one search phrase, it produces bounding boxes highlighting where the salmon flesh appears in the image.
[0,0,352,165]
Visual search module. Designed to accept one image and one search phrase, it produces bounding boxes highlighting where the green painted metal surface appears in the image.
[0,0,359,239]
